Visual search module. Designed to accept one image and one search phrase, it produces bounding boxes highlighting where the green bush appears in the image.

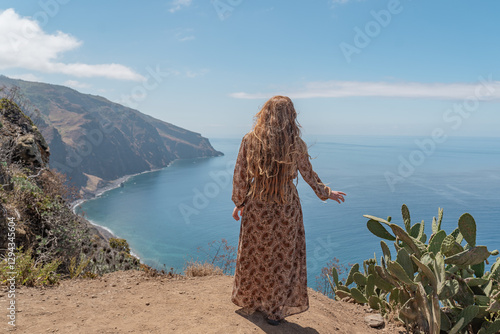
[109,238,131,254]
[68,254,91,279]
[12,175,40,193]
[328,205,500,334]
[0,247,61,287]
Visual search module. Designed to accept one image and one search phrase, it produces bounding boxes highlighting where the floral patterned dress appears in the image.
[231,135,331,321]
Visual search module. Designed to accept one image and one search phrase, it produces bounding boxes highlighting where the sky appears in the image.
[0,0,499,139]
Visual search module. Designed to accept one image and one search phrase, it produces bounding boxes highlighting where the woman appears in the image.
[231,95,346,326]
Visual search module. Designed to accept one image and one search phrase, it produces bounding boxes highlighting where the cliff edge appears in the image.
[6,270,405,334]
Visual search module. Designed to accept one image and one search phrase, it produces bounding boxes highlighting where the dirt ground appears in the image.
[2,270,407,334]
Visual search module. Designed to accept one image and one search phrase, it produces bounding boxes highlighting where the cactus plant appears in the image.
[327,205,499,334]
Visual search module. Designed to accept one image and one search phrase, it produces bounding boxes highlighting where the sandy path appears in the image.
[2,270,405,334]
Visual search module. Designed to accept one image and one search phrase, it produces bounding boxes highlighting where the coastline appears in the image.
[69,152,225,265]
[71,164,172,210]
[71,164,173,260]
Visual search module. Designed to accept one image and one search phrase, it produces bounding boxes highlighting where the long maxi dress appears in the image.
[231,134,332,321]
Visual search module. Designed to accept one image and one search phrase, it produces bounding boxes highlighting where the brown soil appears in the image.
[3,270,407,334]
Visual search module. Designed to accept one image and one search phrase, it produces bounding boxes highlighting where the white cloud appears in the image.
[185,69,209,78]
[153,68,207,78]
[230,79,500,100]
[63,80,90,89]
[177,35,195,42]
[329,0,365,9]
[0,9,144,81]
[330,0,364,4]
[6,73,43,82]
[174,28,195,42]
[169,0,192,13]
[330,0,351,4]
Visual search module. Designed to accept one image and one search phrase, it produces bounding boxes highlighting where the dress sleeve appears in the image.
[232,136,250,208]
[297,140,331,201]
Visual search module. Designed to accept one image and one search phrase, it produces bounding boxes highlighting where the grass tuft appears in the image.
[184,260,223,277]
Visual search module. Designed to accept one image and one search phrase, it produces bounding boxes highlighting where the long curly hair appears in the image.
[245,95,306,203]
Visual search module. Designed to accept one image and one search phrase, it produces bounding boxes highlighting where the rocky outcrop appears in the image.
[0,98,49,168]
[0,75,222,196]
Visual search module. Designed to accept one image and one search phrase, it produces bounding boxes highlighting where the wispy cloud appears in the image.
[329,0,366,9]
[6,73,42,82]
[174,28,195,42]
[156,68,208,78]
[176,35,195,42]
[0,9,144,81]
[185,69,209,78]
[329,0,364,5]
[330,0,351,4]
[64,80,91,89]
[230,80,500,100]
[169,0,192,13]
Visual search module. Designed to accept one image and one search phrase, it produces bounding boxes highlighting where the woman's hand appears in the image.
[329,190,346,204]
[232,206,244,221]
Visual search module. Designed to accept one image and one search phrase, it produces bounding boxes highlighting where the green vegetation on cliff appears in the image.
[0,98,140,286]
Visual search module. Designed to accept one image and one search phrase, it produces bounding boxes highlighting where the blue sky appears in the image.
[1,0,499,138]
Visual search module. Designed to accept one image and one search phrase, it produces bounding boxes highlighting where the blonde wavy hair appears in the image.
[245,95,307,203]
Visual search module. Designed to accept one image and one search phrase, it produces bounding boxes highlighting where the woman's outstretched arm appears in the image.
[297,140,346,203]
[328,190,346,203]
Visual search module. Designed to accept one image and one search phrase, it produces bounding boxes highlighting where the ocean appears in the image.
[76,135,500,287]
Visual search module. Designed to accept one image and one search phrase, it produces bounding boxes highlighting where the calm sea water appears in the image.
[76,136,500,287]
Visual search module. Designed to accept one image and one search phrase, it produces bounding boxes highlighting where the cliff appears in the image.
[0,75,222,196]
[0,98,140,278]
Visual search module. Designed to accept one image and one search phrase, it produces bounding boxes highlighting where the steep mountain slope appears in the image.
[0,75,222,196]
[0,98,140,277]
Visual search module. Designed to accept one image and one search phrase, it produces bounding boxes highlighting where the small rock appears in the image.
[365,314,385,328]
[146,303,150,306]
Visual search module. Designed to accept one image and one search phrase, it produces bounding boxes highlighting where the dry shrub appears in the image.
[184,260,223,277]
[38,169,80,203]
[139,263,182,279]
[315,258,349,298]
[196,239,236,275]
